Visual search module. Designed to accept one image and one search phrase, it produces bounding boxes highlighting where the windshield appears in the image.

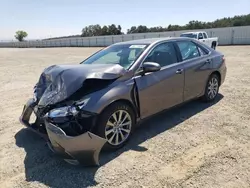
[180,33,198,39]
[81,44,149,69]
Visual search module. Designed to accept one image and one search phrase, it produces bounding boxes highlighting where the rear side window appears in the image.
[198,46,208,56]
[144,42,178,67]
[176,41,200,61]
[203,33,208,39]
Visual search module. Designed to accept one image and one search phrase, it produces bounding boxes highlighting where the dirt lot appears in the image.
[0,46,249,188]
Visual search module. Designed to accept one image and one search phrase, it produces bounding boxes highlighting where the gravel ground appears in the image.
[0,46,249,188]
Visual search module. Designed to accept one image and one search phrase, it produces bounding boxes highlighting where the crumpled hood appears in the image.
[35,64,126,106]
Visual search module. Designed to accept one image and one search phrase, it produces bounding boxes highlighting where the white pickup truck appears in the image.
[180,31,218,49]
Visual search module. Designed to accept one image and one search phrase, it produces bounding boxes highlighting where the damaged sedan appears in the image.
[20,37,227,166]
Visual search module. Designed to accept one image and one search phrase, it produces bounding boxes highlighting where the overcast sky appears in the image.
[1,0,250,40]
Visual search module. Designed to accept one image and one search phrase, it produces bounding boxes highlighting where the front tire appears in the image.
[95,102,136,151]
[202,74,220,102]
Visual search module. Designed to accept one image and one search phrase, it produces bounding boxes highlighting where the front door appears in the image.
[134,42,185,119]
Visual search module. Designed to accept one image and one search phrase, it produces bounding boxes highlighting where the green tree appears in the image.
[15,30,28,41]
[101,25,109,35]
[127,14,250,34]
[79,14,250,37]
[127,26,137,34]
[81,24,122,36]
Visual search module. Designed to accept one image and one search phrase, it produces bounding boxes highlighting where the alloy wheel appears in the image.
[105,110,132,146]
[208,77,219,99]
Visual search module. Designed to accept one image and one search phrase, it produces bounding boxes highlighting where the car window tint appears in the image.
[176,41,200,61]
[128,48,142,62]
[203,33,208,39]
[144,42,178,67]
[81,44,148,69]
[94,51,120,64]
[198,33,203,39]
[198,46,208,56]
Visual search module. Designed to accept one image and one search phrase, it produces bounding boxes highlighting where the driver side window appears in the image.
[144,42,178,67]
[198,33,203,39]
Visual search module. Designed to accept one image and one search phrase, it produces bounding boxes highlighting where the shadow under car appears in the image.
[15,94,223,188]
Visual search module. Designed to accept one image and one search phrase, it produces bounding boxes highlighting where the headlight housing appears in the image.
[47,98,90,118]
[74,98,90,109]
[48,106,78,118]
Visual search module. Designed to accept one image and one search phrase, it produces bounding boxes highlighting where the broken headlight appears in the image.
[48,97,90,118]
[48,106,78,118]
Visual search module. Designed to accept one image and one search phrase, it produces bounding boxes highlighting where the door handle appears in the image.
[205,59,211,64]
[203,40,205,42]
[176,69,183,74]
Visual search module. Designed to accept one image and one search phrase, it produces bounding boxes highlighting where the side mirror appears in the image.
[142,62,161,73]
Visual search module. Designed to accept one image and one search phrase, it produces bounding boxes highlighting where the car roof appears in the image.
[181,31,204,34]
[113,37,187,46]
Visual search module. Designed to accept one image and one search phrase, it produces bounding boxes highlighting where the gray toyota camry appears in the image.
[20,37,227,166]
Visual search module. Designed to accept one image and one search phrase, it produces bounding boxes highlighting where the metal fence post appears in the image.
[231,29,235,45]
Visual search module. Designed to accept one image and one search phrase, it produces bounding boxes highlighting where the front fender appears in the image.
[83,79,136,114]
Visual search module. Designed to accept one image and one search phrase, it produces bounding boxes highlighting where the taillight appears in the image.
[222,56,225,63]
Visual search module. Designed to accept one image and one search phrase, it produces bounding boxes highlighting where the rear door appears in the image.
[175,40,212,101]
[134,42,185,119]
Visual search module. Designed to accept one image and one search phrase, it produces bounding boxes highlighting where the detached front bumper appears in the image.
[19,98,107,166]
[45,121,106,166]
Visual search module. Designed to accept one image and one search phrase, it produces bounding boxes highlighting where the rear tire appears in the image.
[202,74,220,102]
[95,102,136,151]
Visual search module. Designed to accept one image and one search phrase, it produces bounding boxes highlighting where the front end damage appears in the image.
[45,121,106,166]
[19,64,127,166]
[19,97,107,166]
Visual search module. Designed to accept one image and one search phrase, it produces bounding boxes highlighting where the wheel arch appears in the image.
[202,71,221,96]
[212,41,217,45]
[211,41,217,48]
[210,71,221,86]
[99,99,138,122]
